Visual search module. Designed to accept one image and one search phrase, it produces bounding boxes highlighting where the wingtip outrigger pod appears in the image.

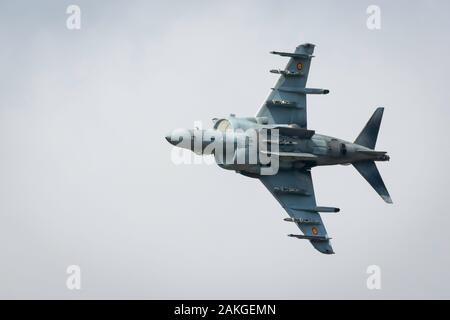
[287,234,335,254]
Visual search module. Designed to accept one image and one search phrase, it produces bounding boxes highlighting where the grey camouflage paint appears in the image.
[166,44,392,254]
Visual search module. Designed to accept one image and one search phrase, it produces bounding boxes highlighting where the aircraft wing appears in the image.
[256,43,317,128]
[259,169,335,254]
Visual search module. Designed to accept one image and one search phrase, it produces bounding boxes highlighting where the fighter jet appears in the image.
[165,43,392,254]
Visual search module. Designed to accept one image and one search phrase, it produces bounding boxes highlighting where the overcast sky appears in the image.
[0,0,449,299]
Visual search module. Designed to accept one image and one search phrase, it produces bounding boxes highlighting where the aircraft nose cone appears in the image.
[165,132,173,144]
[165,128,192,146]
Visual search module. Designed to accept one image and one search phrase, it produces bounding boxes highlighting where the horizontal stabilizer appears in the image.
[355,107,384,149]
[353,160,393,204]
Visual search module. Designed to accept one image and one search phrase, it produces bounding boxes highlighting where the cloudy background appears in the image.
[0,0,449,299]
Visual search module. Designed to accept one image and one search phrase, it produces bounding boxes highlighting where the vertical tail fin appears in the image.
[355,107,384,149]
[353,161,393,204]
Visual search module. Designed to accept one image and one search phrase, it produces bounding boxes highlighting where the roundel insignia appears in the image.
[296,62,303,70]
[311,227,318,235]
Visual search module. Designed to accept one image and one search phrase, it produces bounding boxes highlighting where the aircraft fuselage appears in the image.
[165,117,389,175]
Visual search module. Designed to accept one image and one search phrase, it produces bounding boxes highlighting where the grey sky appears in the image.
[0,0,449,299]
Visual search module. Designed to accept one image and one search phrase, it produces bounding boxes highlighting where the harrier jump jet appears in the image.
[166,43,392,254]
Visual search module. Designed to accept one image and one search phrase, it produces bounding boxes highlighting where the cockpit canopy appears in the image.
[214,119,232,133]
[213,116,269,133]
